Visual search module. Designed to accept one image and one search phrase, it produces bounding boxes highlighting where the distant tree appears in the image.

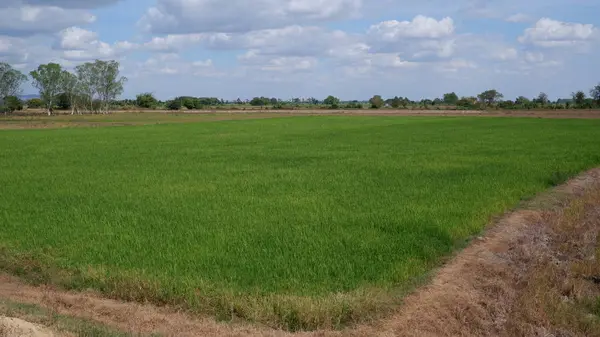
[26,98,44,109]
[250,97,270,107]
[166,98,182,110]
[136,93,158,109]
[60,70,79,114]
[477,89,503,107]
[55,93,71,110]
[534,92,549,107]
[390,96,402,108]
[590,83,600,107]
[443,92,459,105]
[369,95,385,109]
[269,97,278,106]
[572,91,586,108]
[30,63,64,116]
[0,63,27,115]
[456,96,478,109]
[0,96,23,113]
[323,95,340,109]
[307,97,320,105]
[94,60,127,113]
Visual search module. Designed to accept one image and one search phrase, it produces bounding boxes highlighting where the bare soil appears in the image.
[2,109,600,130]
[1,169,599,336]
[0,317,55,337]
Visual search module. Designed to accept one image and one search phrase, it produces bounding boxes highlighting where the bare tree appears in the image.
[30,63,64,116]
[75,62,99,113]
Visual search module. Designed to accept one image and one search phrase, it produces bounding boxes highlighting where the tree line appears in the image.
[2,60,600,114]
[0,60,126,115]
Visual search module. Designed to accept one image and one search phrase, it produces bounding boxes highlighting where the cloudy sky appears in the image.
[1,0,599,101]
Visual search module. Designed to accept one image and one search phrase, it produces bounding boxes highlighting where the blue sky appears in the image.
[1,0,599,101]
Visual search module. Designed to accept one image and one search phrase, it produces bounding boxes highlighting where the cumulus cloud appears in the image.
[368,16,454,40]
[518,18,597,47]
[133,53,219,77]
[55,27,137,61]
[366,16,456,59]
[0,6,95,36]
[139,0,362,34]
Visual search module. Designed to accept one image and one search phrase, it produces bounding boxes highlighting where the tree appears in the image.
[535,92,549,107]
[477,89,503,107]
[136,92,158,109]
[166,99,182,110]
[390,96,402,108]
[590,84,600,107]
[572,91,586,108]
[0,96,23,113]
[369,95,384,109]
[0,63,27,114]
[26,98,44,109]
[60,70,79,115]
[94,60,127,113]
[323,95,340,109]
[30,63,64,116]
[75,62,98,113]
[443,92,459,105]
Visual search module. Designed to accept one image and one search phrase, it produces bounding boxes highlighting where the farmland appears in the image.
[1,115,600,330]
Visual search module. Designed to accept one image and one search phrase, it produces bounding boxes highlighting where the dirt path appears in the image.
[1,169,599,336]
[0,317,55,337]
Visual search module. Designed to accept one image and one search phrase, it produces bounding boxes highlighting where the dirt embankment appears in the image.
[1,169,599,336]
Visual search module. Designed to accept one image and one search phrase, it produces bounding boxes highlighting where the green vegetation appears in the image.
[1,116,600,330]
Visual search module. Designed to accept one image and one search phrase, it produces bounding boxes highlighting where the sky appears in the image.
[0,0,599,101]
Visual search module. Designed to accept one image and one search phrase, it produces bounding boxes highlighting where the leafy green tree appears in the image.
[55,93,71,110]
[94,60,127,113]
[323,95,340,109]
[572,91,586,108]
[26,98,44,109]
[590,83,600,107]
[30,63,64,116]
[61,70,79,114]
[0,96,23,113]
[443,92,459,105]
[136,93,158,109]
[0,63,27,108]
[477,89,503,107]
[250,97,270,107]
[535,92,549,107]
[390,96,402,108]
[166,99,182,110]
[369,95,384,109]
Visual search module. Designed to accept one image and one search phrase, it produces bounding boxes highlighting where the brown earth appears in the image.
[1,169,599,336]
[2,109,600,130]
[0,317,55,337]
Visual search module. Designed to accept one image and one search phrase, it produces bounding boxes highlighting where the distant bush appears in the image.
[1,96,23,113]
[166,99,182,110]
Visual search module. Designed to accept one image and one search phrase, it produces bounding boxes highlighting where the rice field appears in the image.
[1,115,599,330]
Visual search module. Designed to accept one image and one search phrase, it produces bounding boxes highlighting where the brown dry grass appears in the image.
[1,169,599,336]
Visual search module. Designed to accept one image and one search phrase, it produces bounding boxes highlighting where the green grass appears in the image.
[1,116,600,330]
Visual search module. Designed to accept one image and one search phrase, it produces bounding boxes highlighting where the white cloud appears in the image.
[505,13,531,23]
[368,15,454,40]
[0,5,95,35]
[239,51,318,72]
[139,0,362,34]
[134,53,220,77]
[494,47,518,60]
[518,18,597,47]
[56,27,137,61]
